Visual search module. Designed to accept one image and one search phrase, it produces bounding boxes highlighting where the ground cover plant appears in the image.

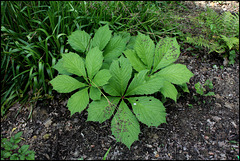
[1,131,35,160]
[50,25,194,148]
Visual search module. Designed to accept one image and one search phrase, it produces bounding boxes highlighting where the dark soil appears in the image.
[1,1,239,160]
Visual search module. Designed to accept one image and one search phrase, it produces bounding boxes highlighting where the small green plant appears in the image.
[188,103,193,108]
[50,25,194,149]
[1,132,35,160]
[102,146,111,160]
[185,8,239,64]
[194,79,215,96]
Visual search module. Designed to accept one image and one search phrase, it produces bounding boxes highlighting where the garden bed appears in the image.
[1,1,239,160]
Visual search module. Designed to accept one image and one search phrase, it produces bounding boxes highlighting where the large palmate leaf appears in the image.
[92,69,112,87]
[153,37,180,72]
[62,52,86,78]
[123,49,147,72]
[155,64,194,85]
[125,70,164,96]
[160,81,178,102]
[92,25,112,51]
[87,97,120,123]
[111,101,140,149]
[68,30,91,52]
[67,88,89,116]
[134,32,155,69]
[103,56,132,96]
[85,47,103,80]
[50,75,87,93]
[128,97,166,127]
[103,34,127,63]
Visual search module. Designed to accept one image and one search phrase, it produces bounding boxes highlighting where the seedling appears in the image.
[194,80,215,97]
[1,132,35,160]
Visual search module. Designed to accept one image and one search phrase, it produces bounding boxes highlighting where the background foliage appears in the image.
[1,1,239,116]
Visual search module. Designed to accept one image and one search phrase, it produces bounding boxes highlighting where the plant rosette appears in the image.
[50,25,194,149]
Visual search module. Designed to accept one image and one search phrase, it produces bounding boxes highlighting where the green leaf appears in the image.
[14,138,21,144]
[3,152,11,158]
[221,35,239,50]
[10,154,19,160]
[125,70,164,96]
[128,97,166,127]
[156,64,194,85]
[53,58,72,75]
[126,36,136,50]
[103,35,127,62]
[62,52,86,78]
[102,146,111,160]
[103,57,132,96]
[160,81,178,102]
[134,32,155,69]
[92,25,112,51]
[123,49,147,72]
[14,132,23,140]
[68,30,91,52]
[92,69,112,87]
[67,88,89,116]
[179,83,190,93]
[195,82,205,95]
[10,137,14,144]
[86,47,103,79]
[153,37,180,71]
[25,152,35,160]
[111,101,140,149]
[19,145,29,154]
[89,87,101,101]
[12,145,19,150]
[50,75,87,93]
[87,97,120,123]
[204,92,215,96]
[204,79,213,89]
[19,155,25,160]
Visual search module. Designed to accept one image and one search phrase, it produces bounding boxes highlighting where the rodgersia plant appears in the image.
[50,25,194,148]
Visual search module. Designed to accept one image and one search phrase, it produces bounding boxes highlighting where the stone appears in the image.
[224,102,233,109]
[215,103,222,108]
[212,116,221,122]
[43,119,52,128]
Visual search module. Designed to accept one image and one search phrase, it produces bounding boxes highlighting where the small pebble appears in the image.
[73,151,79,157]
[146,144,153,148]
[212,116,221,122]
